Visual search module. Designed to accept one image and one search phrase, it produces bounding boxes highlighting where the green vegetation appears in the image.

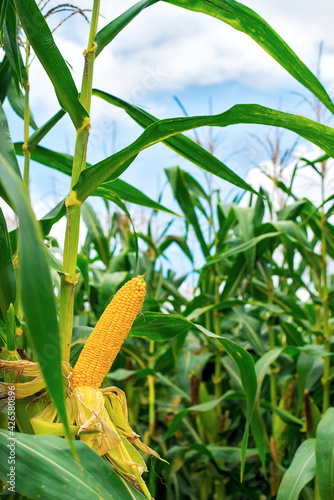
[0,1,334,498]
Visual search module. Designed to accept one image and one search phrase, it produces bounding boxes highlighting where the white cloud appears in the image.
[26,0,334,122]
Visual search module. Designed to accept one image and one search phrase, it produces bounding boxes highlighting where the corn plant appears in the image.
[1,0,334,499]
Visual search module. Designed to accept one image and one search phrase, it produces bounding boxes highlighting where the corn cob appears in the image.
[71,275,146,389]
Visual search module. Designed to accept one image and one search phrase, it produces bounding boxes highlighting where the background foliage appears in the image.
[1,1,334,499]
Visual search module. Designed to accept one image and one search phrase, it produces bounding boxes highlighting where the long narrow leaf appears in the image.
[316,408,334,500]
[196,324,257,480]
[163,0,334,114]
[277,439,316,500]
[0,56,12,103]
[0,430,146,500]
[93,89,257,194]
[7,79,38,129]
[74,103,334,203]
[14,143,177,215]
[3,1,25,88]
[13,0,87,129]
[0,206,16,321]
[0,105,71,445]
[26,109,66,152]
[82,202,110,267]
[95,0,158,57]
[165,166,209,257]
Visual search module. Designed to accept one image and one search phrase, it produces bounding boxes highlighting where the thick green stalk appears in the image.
[59,0,100,362]
[23,41,30,195]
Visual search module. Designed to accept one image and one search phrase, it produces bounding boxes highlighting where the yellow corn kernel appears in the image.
[71,275,146,389]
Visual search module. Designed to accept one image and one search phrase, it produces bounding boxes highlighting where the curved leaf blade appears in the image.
[13,0,87,128]
[92,89,256,195]
[0,105,70,444]
[0,56,12,103]
[165,166,209,257]
[95,0,159,57]
[0,430,146,500]
[0,207,16,321]
[163,0,334,114]
[131,312,193,341]
[3,1,25,88]
[7,79,38,129]
[277,439,316,500]
[14,143,176,215]
[26,109,66,152]
[74,104,334,203]
[215,335,257,479]
[316,407,334,500]
[82,202,110,267]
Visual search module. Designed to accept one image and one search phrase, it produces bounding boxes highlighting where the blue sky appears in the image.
[2,0,334,278]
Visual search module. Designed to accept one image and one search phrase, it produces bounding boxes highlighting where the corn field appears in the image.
[1,1,334,499]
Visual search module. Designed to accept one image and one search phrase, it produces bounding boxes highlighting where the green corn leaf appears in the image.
[207,445,258,462]
[13,0,87,129]
[277,439,316,500]
[228,309,265,355]
[0,0,8,33]
[205,231,282,267]
[3,1,25,88]
[4,303,16,351]
[95,0,159,57]
[0,105,72,449]
[186,299,244,321]
[165,166,209,258]
[221,254,247,299]
[0,105,21,178]
[92,89,257,195]
[7,79,38,129]
[9,199,66,253]
[0,206,16,321]
[82,202,110,267]
[74,103,334,203]
[159,235,193,262]
[95,179,178,215]
[0,430,147,500]
[233,206,255,271]
[25,109,66,152]
[166,391,237,439]
[316,408,334,500]
[131,312,193,341]
[14,143,176,215]
[0,56,13,103]
[251,348,283,465]
[195,324,257,480]
[163,0,334,114]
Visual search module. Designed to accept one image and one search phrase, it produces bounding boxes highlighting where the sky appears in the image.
[2,0,334,277]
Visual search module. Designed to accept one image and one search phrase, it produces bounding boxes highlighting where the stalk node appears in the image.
[63,272,79,286]
[77,116,91,134]
[66,191,81,207]
[83,42,97,58]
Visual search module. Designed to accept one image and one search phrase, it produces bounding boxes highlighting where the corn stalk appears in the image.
[58,0,100,362]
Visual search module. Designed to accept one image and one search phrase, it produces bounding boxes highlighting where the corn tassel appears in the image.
[71,275,146,389]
